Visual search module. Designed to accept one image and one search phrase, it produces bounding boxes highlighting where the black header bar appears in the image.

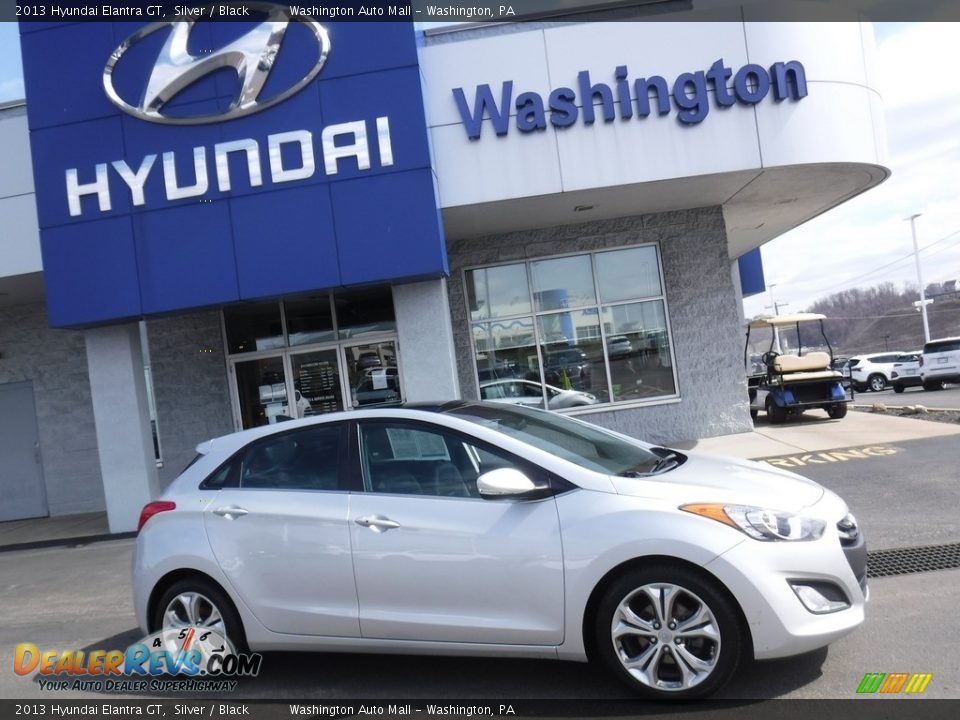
[5,0,959,24]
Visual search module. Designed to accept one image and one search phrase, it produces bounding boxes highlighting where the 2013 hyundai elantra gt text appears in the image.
[132,402,867,699]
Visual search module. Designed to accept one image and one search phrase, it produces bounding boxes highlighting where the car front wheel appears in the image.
[868,374,887,392]
[594,566,744,699]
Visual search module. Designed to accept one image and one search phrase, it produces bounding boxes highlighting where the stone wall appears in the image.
[0,302,104,515]
[446,206,753,444]
[147,311,234,487]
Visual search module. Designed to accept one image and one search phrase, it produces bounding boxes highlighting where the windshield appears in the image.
[444,403,667,476]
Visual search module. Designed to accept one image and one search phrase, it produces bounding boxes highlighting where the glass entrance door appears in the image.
[234,355,291,429]
[290,349,343,417]
[345,340,402,409]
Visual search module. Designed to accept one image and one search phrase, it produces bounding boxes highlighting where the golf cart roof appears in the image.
[747,313,827,329]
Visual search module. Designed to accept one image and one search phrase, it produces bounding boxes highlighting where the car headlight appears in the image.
[680,503,825,541]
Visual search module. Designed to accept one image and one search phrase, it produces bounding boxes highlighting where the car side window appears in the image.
[359,422,521,499]
[200,457,240,490]
[239,424,342,491]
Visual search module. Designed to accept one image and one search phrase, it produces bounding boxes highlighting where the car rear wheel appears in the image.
[594,566,744,699]
[153,578,247,652]
[892,384,904,394]
[868,374,886,392]
[923,379,945,391]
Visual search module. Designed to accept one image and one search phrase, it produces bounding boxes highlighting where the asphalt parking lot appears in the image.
[2,413,959,702]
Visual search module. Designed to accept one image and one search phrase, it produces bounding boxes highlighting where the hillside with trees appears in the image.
[803,281,960,355]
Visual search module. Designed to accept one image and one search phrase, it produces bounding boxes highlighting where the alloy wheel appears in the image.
[610,583,721,692]
[163,591,226,632]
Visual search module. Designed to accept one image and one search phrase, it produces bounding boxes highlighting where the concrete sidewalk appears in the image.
[3,410,958,551]
[0,511,119,552]
[675,408,960,459]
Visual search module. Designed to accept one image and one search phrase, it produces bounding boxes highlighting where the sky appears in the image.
[1,20,958,318]
[742,22,960,318]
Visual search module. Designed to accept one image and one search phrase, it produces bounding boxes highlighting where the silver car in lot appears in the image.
[479,379,597,409]
[133,402,867,699]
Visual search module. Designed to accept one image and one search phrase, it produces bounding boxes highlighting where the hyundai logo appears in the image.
[103,3,330,125]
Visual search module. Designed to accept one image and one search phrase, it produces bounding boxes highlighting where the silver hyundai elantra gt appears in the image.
[132,401,867,699]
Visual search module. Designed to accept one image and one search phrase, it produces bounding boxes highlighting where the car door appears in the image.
[348,419,565,645]
[202,422,360,637]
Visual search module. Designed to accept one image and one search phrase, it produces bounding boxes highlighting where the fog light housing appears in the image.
[789,580,850,614]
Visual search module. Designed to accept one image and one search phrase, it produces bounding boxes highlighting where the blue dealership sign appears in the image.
[20,10,446,327]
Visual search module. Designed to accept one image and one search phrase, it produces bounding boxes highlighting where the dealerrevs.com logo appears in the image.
[15,626,262,693]
[856,672,933,695]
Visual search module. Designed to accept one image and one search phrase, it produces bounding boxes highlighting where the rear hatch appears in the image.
[922,338,960,376]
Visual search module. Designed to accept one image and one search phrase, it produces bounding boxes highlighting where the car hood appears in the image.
[608,450,824,512]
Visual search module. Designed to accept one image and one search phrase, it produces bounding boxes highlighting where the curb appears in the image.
[0,531,136,554]
[851,404,958,412]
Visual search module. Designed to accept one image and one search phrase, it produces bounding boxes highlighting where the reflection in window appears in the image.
[531,255,597,311]
[285,296,335,347]
[335,287,396,338]
[473,318,540,387]
[469,245,676,410]
[537,313,609,402]
[466,264,531,320]
[347,341,402,408]
[223,284,397,355]
[602,301,675,402]
[224,303,284,354]
[595,246,662,302]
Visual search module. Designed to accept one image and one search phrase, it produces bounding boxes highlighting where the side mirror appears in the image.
[477,468,552,500]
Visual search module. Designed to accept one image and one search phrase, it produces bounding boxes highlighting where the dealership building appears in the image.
[0,6,889,530]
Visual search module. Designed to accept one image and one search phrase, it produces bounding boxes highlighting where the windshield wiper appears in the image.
[617,450,681,477]
[650,452,681,474]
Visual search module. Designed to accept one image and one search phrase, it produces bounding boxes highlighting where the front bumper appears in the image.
[704,519,867,660]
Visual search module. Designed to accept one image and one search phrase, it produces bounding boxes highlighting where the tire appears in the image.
[893,384,904,394]
[827,403,847,419]
[152,578,248,652]
[923,379,945,391]
[593,565,745,700]
[766,397,786,425]
[867,374,887,392]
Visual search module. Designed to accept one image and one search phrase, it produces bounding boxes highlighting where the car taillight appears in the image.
[137,501,176,532]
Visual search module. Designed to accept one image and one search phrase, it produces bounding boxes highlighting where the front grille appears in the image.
[867,542,960,578]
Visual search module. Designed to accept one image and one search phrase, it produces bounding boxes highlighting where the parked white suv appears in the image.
[920,337,960,390]
[848,352,905,392]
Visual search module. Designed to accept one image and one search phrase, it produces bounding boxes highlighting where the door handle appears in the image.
[213,506,249,519]
[355,515,401,532]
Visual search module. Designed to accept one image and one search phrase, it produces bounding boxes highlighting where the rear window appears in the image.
[848,358,862,368]
[924,339,960,354]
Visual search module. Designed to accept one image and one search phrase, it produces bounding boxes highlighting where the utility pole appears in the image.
[907,214,931,343]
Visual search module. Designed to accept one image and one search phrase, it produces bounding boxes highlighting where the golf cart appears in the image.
[745,313,852,424]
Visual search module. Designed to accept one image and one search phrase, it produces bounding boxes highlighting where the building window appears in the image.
[222,286,403,430]
[465,245,677,411]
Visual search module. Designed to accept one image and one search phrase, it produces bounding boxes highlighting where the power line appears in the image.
[815,227,960,296]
